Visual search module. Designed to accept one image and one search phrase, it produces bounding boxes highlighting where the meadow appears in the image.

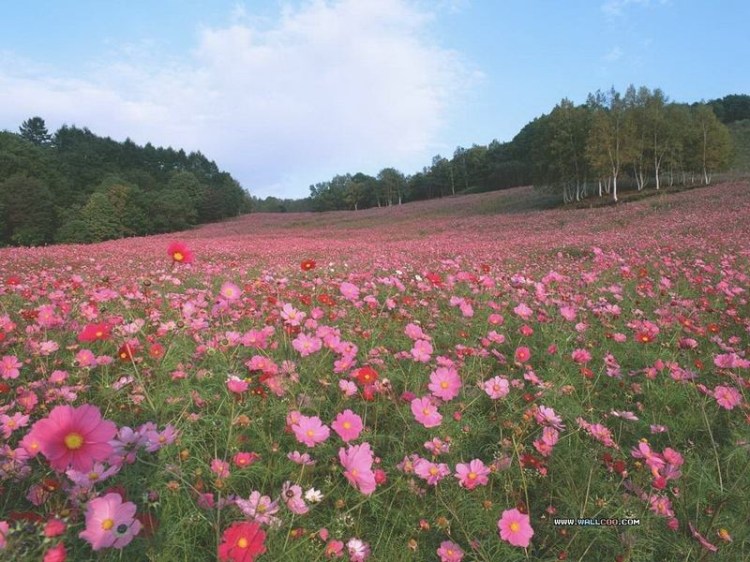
[0,182,748,561]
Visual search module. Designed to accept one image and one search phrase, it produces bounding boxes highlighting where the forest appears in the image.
[1,89,748,245]
[0,120,251,246]
[253,88,748,212]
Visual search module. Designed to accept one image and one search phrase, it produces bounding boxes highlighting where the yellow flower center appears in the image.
[88,472,100,481]
[510,521,520,533]
[422,408,431,415]
[343,421,351,429]
[468,472,477,480]
[237,537,248,549]
[306,429,314,437]
[64,432,84,450]
[351,469,358,477]
[429,466,439,476]
[440,381,449,389]
[101,518,114,531]
[173,252,184,262]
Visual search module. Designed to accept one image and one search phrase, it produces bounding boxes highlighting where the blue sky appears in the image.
[1,0,748,199]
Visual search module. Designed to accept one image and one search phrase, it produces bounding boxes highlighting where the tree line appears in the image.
[288,88,744,212]
[0,118,251,246]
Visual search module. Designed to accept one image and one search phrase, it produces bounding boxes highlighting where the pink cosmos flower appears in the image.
[649,495,674,517]
[0,412,29,438]
[236,491,280,526]
[559,306,577,321]
[411,396,443,428]
[219,282,242,302]
[483,376,510,399]
[43,542,66,562]
[533,427,560,457]
[325,539,345,558]
[339,442,376,495]
[535,405,565,429]
[292,415,330,447]
[454,459,490,490]
[44,518,67,538]
[437,540,464,562]
[571,348,592,364]
[0,520,8,550]
[339,282,360,301]
[339,379,358,396]
[28,404,117,472]
[411,339,433,363]
[0,355,21,379]
[233,452,260,469]
[281,481,309,514]
[332,409,364,442]
[292,333,323,357]
[428,367,462,401]
[513,303,533,319]
[346,537,371,561]
[226,375,249,395]
[414,458,450,486]
[514,346,531,363]
[713,385,742,410]
[79,493,142,550]
[211,458,231,479]
[405,323,429,340]
[280,303,306,326]
[288,451,315,465]
[498,508,534,548]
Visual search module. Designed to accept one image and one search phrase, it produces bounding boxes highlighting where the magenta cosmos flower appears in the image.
[454,459,491,490]
[292,414,330,447]
[428,367,462,401]
[437,540,464,562]
[332,409,364,442]
[498,508,534,548]
[713,385,742,410]
[411,396,442,428]
[79,493,142,551]
[339,442,376,495]
[28,404,117,472]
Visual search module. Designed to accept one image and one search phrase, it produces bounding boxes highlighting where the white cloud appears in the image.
[603,46,624,62]
[0,0,469,198]
[601,0,669,17]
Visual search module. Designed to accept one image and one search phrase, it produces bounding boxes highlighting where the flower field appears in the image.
[1,182,749,561]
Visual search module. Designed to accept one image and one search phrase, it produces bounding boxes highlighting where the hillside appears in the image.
[4,180,748,275]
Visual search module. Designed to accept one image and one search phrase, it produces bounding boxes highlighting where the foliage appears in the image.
[304,87,741,212]
[0,122,252,247]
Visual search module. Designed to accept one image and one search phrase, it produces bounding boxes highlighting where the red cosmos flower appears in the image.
[167,242,193,264]
[149,343,165,359]
[355,366,379,386]
[636,332,653,343]
[425,272,443,286]
[300,259,316,271]
[118,343,136,362]
[78,323,111,343]
[317,293,335,306]
[218,521,267,562]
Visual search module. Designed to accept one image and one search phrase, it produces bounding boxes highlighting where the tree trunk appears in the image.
[612,175,618,202]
